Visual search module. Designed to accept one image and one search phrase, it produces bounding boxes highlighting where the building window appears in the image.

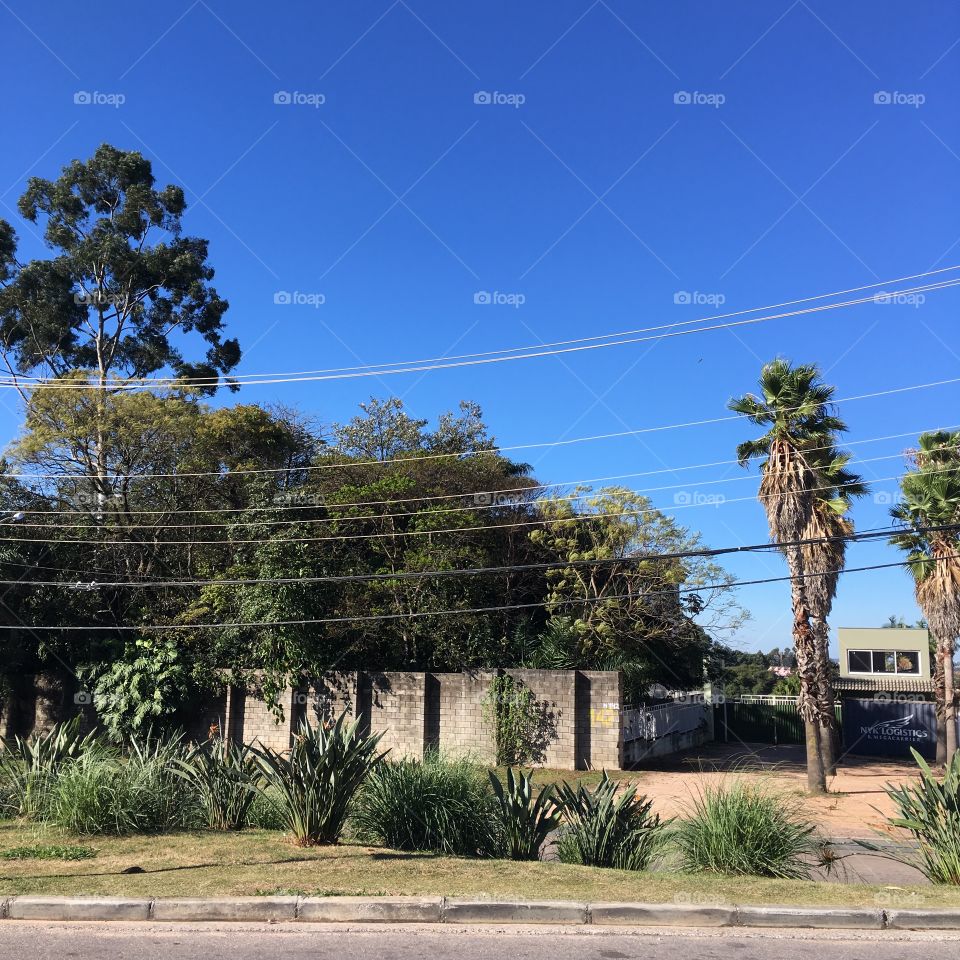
[847,649,921,675]
[848,650,872,673]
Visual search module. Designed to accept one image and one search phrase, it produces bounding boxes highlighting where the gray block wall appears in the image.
[224,669,622,770]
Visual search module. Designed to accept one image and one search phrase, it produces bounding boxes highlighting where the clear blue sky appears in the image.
[1,1,958,654]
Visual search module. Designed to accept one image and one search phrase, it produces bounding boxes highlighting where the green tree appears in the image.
[0,143,239,515]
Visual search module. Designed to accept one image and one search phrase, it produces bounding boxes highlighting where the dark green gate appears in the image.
[712,699,841,745]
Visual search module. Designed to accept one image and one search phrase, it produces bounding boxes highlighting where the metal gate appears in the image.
[713,697,841,745]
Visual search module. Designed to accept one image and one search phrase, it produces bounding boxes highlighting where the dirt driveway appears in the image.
[633,742,921,839]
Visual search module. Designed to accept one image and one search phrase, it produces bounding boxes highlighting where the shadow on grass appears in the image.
[0,852,370,883]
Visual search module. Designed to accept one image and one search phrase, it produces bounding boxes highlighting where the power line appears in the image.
[10,265,953,387]
[0,445,927,532]
[4,522,943,590]
[5,371,959,482]
[4,423,939,519]
[1,546,952,631]
[0,463,948,548]
[3,277,959,392]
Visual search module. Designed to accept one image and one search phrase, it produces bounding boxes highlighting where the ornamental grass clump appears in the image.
[251,715,385,846]
[673,778,818,879]
[45,732,196,835]
[555,773,667,870]
[353,751,500,857]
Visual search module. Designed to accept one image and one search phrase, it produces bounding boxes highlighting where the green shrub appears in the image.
[673,779,817,879]
[251,715,385,846]
[175,738,259,830]
[489,767,561,860]
[555,773,666,870]
[45,733,197,835]
[353,752,500,856]
[857,748,960,884]
[1,844,95,861]
[247,786,286,830]
[0,719,105,819]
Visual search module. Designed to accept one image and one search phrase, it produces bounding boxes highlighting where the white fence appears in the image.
[622,694,706,744]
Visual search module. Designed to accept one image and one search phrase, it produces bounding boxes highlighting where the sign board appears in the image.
[841,698,936,760]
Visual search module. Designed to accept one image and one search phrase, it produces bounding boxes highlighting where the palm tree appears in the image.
[800,447,868,774]
[890,431,960,765]
[730,359,857,793]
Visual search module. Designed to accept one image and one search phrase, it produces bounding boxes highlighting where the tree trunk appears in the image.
[945,642,957,766]
[934,647,947,765]
[812,617,838,776]
[786,546,826,793]
[804,718,825,793]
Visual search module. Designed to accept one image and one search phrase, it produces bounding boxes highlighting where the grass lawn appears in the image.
[0,822,956,908]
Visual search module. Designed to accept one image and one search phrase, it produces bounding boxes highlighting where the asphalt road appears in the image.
[2,923,959,960]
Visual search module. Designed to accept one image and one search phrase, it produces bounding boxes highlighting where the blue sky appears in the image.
[1,1,958,654]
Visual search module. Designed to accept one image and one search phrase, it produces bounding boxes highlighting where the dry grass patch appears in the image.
[0,821,957,907]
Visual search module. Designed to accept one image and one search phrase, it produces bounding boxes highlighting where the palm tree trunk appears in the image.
[945,642,957,765]
[934,648,947,765]
[812,619,838,776]
[787,547,827,793]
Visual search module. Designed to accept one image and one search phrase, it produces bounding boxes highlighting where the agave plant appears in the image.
[554,773,666,870]
[857,748,960,884]
[490,767,561,861]
[0,717,106,819]
[174,736,259,830]
[251,715,385,845]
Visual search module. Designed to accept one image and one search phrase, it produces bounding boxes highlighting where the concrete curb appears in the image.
[0,897,959,929]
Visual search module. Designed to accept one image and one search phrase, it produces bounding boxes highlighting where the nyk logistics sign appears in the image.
[842,699,936,759]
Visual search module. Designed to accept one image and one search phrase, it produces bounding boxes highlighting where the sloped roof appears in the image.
[834,677,935,693]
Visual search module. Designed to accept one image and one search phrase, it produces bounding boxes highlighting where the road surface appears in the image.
[2,922,958,959]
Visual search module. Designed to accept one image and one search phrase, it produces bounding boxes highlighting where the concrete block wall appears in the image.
[220,669,624,769]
